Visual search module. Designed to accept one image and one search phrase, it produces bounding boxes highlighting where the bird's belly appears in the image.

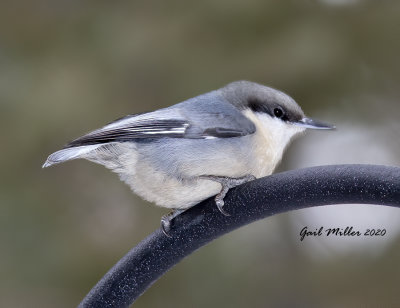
[116,136,277,209]
[126,161,222,209]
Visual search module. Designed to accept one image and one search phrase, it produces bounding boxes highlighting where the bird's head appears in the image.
[222,80,335,149]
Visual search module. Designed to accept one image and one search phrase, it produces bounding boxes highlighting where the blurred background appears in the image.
[1,0,400,307]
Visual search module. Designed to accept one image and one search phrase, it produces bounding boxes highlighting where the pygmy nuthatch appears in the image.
[43,81,334,236]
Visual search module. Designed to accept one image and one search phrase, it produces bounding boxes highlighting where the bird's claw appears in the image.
[161,216,173,238]
[160,209,185,238]
[201,174,256,216]
[215,197,230,216]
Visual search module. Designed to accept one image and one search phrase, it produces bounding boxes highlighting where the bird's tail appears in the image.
[42,144,101,168]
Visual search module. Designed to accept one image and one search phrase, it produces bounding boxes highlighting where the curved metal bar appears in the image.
[78,164,400,308]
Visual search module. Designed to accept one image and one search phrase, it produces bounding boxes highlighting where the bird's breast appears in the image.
[243,110,285,178]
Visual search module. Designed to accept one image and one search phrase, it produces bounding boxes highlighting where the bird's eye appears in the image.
[274,107,284,118]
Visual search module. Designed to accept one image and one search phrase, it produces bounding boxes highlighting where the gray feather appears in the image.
[64,93,256,148]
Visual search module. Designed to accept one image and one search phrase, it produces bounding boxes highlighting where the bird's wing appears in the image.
[43,98,256,167]
[65,109,188,148]
[64,101,256,148]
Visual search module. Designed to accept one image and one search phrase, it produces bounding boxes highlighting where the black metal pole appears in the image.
[78,164,400,308]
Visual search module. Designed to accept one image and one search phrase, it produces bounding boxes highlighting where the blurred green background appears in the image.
[1,0,400,307]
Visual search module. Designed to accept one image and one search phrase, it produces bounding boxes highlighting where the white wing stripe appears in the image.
[105,109,183,130]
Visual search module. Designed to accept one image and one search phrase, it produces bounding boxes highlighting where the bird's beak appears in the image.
[295,117,336,130]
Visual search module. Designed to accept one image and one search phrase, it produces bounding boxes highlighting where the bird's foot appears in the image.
[200,174,256,216]
[160,209,186,237]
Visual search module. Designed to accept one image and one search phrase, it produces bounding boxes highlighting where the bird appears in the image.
[43,80,334,236]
